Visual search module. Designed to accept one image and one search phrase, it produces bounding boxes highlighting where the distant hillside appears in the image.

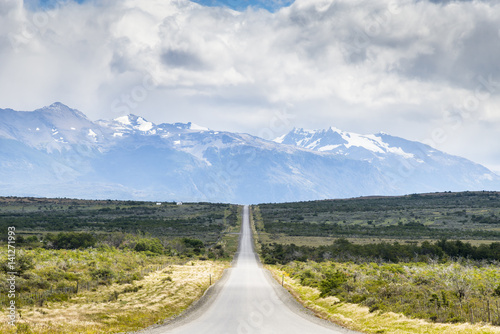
[255,191,500,241]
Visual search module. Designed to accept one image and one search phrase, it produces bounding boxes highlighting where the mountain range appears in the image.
[0,102,498,203]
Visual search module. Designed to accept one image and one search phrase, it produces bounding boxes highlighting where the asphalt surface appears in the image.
[147,205,359,334]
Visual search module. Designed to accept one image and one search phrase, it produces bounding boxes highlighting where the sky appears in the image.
[1,0,500,172]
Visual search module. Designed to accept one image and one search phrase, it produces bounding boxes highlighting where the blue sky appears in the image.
[24,0,86,10]
[190,0,294,12]
[25,0,295,12]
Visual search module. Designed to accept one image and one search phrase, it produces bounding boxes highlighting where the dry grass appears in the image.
[267,266,500,334]
[0,260,229,334]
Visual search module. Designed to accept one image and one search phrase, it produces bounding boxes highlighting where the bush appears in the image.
[182,238,204,250]
[319,271,347,297]
[299,269,318,287]
[122,285,142,293]
[24,235,39,243]
[1,253,34,274]
[47,292,70,302]
[134,238,164,254]
[494,284,500,297]
[91,268,115,282]
[369,303,382,313]
[263,254,277,265]
[109,290,120,302]
[46,232,96,249]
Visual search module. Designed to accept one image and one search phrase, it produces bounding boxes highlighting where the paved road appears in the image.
[154,205,356,334]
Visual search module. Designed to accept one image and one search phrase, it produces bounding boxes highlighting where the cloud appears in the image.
[1,0,500,170]
[161,49,207,70]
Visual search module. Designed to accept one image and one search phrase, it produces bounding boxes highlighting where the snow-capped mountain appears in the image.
[275,126,500,194]
[0,103,499,203]
[275,127,416,158]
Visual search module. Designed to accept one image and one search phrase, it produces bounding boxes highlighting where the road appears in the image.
[151,205,357,334]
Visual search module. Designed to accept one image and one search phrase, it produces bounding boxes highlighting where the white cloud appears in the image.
[1,0,500,170]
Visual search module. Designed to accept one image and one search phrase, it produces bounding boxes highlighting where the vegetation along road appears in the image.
[151,205,358,334]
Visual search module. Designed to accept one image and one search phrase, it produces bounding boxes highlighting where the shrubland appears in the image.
[253,193,500,330]
[275,260,500,325]
[0,197,241,333]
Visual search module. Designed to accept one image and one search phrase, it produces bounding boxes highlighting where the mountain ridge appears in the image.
[0,103,498,203]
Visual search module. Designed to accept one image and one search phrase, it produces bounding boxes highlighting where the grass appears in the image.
[0,260,229,333]
[267,265,500,334]
[0,198,243,333]
[252,201,500,333]
[0,247,183,300]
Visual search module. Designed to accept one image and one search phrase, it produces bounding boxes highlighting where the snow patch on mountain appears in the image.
[276,127,416,160]
[343,132,385,153]
[189,123,209,131]
[1,102,499,203]
[115,116,131,126]
[274,134,286,144]
[136,117,153,132]
[318,144,341,152]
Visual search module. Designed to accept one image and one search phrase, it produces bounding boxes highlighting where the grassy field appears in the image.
[267,265,500,334]
[252,193,500,331]
[272,260,500,325]
[0,255,228,333]
[0,197,241,333]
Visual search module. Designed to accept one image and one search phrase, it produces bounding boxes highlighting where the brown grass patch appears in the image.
[0,260,229,334]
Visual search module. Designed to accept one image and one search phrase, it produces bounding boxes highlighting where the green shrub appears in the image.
[319,271,347,297]
[109,290,120,301]
[299,269,318,287]
[349,294,367,303]
[494,284,500,296]
[64,272,80,281]
[45,232,96,249]
[46,292,70,302]
[182,238,204,250]
[1,253,34,274]
[122,285,142,293]
[263,254,277,265]
[91,268,115,281]
[134,238,164,254]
